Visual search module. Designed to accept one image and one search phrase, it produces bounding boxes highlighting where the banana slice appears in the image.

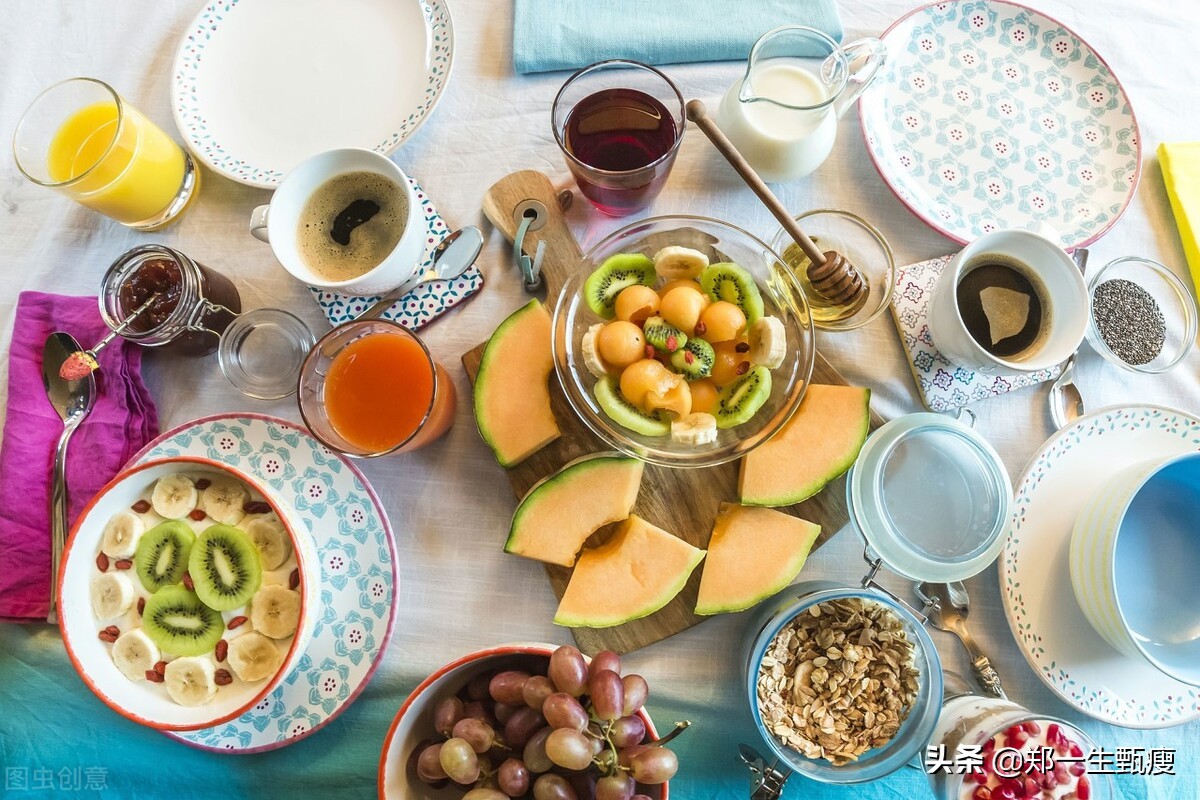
[164,656,217,706]
[749,316,787,370]
[226,631,282,682]
[670,412,719,446]
[581,323,610,378]
[250,584,301,639]
[111,628,161,681]
[91,572,135,620]
[101,511,145,558]
[151,474,199,520]
[200,478,249,525]
[653,246,709,280]
[243,518,292,570]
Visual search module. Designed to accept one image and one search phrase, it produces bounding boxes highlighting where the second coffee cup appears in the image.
[928,229,1088,373]
[250,148,423,296]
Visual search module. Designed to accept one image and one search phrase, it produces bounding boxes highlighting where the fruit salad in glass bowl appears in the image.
[553,215,815,468]
[58,456,320,731]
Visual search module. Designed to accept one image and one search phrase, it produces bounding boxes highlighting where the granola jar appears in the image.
[743,581,943,784]
[99,244,242,357]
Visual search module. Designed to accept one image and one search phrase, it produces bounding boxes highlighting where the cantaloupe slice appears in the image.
[695,503,821,615]
[473,300,560,467]
[555,515,705,628]
[739,384,871,506]
[505,454,644,567]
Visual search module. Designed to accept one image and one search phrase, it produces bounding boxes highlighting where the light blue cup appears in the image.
[1070,451,1200,686]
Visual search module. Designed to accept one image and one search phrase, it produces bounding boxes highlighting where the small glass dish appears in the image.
[770,209,895,332]
[552,215,816,469]
[1085,256,1197,373]
[217,308,315,400]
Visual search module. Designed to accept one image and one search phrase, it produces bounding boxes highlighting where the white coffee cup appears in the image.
[928,229,1088,372]
[250,148,422,296]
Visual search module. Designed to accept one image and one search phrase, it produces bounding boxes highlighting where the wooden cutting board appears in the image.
[462,171,884,655]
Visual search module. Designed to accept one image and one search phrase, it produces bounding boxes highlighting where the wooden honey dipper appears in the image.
[685,100,867,311]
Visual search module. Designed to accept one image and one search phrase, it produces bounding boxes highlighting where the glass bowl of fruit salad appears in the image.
[378,643,674,800]
[553,215,815,468]
[57,456,320,731]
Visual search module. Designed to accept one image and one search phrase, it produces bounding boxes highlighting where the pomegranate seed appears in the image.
[153,661,167,676]
[188,509,207,521]
[983,738,996,753]
[137,597,146,616]
[243,501,271,515]
[227,615,248,630]
[1069,743,1083,758]
[182,572,194,591]
[1040,772,1057,790]
[115,559,133,570]
[131,499,151,514]
[1008,729,1030,748]
[1047,723,1061,743]
[1069,762,1087,777]
[289,568,300,590]
[972,788,992,800]
[998,777,1024,797]
[736,361,750,376]
[645,345,655,359]
[1077,777,1091,800]
[215,639,228,662]
[994,788,1017,800]
[971,770,988,785]
[214,669,233,686]
[694,321,707,336]
[194,478,211,490]
[145,670,164,683]
[735,341,750,353]
[1023,776,1039,796]
[1022,720,1041,735]
[96,553,110,572]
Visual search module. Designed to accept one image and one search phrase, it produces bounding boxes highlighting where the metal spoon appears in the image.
[354,226,483,322]
[915,581,1006,698]
[42,332,97,625]
[1047,248,1089,430]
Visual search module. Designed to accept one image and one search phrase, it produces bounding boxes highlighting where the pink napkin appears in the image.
[0,292,158,622]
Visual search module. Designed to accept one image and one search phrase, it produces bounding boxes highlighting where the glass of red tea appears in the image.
[552,60,685,217]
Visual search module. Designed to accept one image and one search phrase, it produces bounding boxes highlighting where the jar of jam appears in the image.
[99,244,242,356]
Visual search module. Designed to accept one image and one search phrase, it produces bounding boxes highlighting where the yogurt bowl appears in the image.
[59,456,320,730]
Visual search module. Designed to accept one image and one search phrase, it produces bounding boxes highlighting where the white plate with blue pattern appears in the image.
[859,0,1140,248]
[1000,405,1200,728]
[128,414,398,751]
[172,0,454,187]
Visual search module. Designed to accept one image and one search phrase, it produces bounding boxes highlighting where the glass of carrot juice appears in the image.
[14,77,199,229]
[297,319,456,457]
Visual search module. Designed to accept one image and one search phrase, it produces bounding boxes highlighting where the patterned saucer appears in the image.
[859,0,1140,248]
[172,0,454,187]
[128,414,398,752]
[999,405,1200,728]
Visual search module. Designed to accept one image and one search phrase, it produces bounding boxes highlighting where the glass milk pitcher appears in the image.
[717,26,886,182]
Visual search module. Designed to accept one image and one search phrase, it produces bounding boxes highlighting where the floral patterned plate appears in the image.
[859,0,1140,248]
[172,0,454,187]
[999,405,1200,728]
[128,414,398,751]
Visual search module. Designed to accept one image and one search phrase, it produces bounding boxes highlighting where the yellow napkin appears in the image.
[1159,142,1200,292]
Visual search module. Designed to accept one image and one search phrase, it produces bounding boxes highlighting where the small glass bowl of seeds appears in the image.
[1085,256,1197,373]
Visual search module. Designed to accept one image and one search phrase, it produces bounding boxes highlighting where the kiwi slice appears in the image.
[642,315,687,353]
[143,585,223,657]
[594,378,670,436]
[670,338,715,379]
[187,524,263,612]
[584,254,656,319]
[700,263,765,324]
[714,365,772,429]
[135,521,196,593]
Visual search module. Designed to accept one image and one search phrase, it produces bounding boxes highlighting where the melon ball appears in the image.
[659,286,707,335]
[688,378,719,414]
[596,321,646,369]
[614,285,660,325]
[698,301,747,343]
[620,359,678,412]
[658,279,706,300]
[646,379,692,420]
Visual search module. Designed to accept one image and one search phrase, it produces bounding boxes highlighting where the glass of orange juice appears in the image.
[13,78,199,229]
[297,319,456,457]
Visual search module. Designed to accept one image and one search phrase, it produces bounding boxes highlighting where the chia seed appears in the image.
[1091,278,1166,366]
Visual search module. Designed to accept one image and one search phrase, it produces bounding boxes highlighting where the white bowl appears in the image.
[1070,452,1200,686]
[59,456,320,730]
[377,643,668,800]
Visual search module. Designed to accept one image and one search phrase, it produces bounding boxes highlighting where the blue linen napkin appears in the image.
[512,0,844,74]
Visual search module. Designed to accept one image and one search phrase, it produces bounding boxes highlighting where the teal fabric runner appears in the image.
[512,0,844,74]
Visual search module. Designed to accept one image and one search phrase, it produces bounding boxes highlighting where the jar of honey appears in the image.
[99,244,242,356]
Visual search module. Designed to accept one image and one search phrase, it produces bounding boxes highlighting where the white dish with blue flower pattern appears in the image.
[859,0,1140,248]
[999,405,1200,728]
[172,0,454,188]
[128,414,398,751]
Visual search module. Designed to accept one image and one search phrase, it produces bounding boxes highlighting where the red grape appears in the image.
[416,743,447,783]
[463,790,508,800]
[504,706,547,750]
[467,673,493,701]
[451,717,495,754]
[621,675,648,716]
[631,795,654,800]
[434,696,465,737]
[543,692,589,731]
[610,715,646,748]
[523,675,555,711]
[549,646,588,697]
[439,738,480,785]
[463,699,497,727]
[523,726,554,773]
[631,747,678,784]
[533,773,579,800]
[618,743,651,768]
[545,728,594,771]
[590,669,624,721]
[589,649,621,679]
[490,670,531,705]
[498,757,531,796]
[596,772,635,800]
[494,702,520,725]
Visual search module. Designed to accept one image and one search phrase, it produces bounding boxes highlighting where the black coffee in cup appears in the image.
[955,254,1049,359]
[297,171,408,282]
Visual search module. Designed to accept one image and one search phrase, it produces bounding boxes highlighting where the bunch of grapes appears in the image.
[410,645,687,800]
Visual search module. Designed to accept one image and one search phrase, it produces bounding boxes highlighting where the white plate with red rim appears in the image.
[128,413,398,751]
[999,404,1200,728]
[172,0,454,187]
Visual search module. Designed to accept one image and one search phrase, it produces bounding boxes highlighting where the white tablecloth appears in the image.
[1,1,1198,798]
